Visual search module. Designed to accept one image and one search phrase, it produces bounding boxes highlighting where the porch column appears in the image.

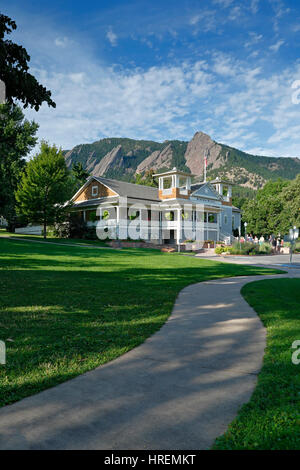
[177,208,181,244]
[116,206,120,239]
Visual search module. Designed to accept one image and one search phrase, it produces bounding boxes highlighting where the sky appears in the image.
[1,0,300,157]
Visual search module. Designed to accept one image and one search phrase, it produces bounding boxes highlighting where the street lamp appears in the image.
[244,222,248,241]
[289,226,299,264]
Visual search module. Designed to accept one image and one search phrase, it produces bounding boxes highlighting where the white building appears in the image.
[71,168,241,245]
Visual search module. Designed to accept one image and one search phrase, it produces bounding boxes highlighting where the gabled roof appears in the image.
[190,181,222,200]
[72,176,160,203]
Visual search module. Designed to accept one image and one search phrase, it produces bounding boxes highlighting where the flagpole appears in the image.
[204,153,207,183]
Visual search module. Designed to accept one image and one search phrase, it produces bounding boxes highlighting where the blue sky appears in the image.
[2,0,300,157]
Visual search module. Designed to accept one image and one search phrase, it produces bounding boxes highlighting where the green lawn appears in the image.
[213,278,300,450]
[0,228,107,247]
[0,238,282,408]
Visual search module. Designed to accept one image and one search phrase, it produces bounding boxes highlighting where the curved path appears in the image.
[0,273,295,450]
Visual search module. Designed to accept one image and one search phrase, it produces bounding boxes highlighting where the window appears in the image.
[208,213,216,223]
[102,210,110,220]
[92,185,98,197]
[232,215,235,228]
[128,209,140,220]
[164,211,175,221]
[224,215,228,225]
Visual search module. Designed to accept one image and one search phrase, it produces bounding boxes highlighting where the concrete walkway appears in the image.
[196,252,300,268]
[0,272,296,450]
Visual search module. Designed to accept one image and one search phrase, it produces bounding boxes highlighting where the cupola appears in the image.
[153,167,193,200]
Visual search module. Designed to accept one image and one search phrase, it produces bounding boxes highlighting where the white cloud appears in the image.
[106,28,118,46]
[213,0,234,7]
[228,6,242,21]
[189,9,218,32]
[244,32,263,48]
[55,37,73,48]
[212,53,237,77]
[25,61,214,149]
[250,0,259,14]
[269,39,285,52]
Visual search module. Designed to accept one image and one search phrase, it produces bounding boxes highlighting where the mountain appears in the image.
[64,132,300,190]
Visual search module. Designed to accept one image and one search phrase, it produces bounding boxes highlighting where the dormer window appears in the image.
[92,185,98,197]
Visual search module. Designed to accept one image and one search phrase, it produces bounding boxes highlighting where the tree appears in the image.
[15,142,71,238]
[0,13,55,110]
[242,178,293,237]
[134,169,158,187]
[0,103,38,230]
[72,162,89,186]
[280,175,300,231]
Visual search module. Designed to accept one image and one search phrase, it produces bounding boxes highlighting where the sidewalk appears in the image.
[195,252,300,269]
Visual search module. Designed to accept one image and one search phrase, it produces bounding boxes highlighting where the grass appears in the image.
[0,237,282,408]
[213,278,300,450]
[0,228,107,247]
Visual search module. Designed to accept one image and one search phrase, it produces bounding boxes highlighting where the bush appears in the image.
[229,241,260,255]
[82,226,98,240]
[258,242,272,254]
[54,213,87,239]
[215,246,231,254]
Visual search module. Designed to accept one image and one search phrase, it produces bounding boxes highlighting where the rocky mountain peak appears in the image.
[92,145,123,176]
[136,143,173,174]
[184,132,223,177]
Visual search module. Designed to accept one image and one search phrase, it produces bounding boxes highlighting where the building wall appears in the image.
[158,188,190,200]
[220,206,232,234]
[232,212,241,232]
[74,181,117,203]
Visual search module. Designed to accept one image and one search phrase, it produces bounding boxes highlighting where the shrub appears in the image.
[215,246,231,254]
[258,242,272,254]
[54,213,87,239]
[229,241,260,255]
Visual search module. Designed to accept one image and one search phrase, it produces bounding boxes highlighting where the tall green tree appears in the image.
[134,169,158,187]
[16,142,70,238]
[0,103,38,229]
[280,174,300,231]
[242,178,292,236]
[71,162,89,187]
[0,13,55,110]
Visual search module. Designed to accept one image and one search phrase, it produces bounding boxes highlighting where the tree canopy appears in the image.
[0,103,38,228]
[72,162,89,186]
[242,178,299,237]
[0,13,56,110]
[15,142,70,238]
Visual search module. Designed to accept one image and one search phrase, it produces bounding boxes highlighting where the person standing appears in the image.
[277,237,281,253]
